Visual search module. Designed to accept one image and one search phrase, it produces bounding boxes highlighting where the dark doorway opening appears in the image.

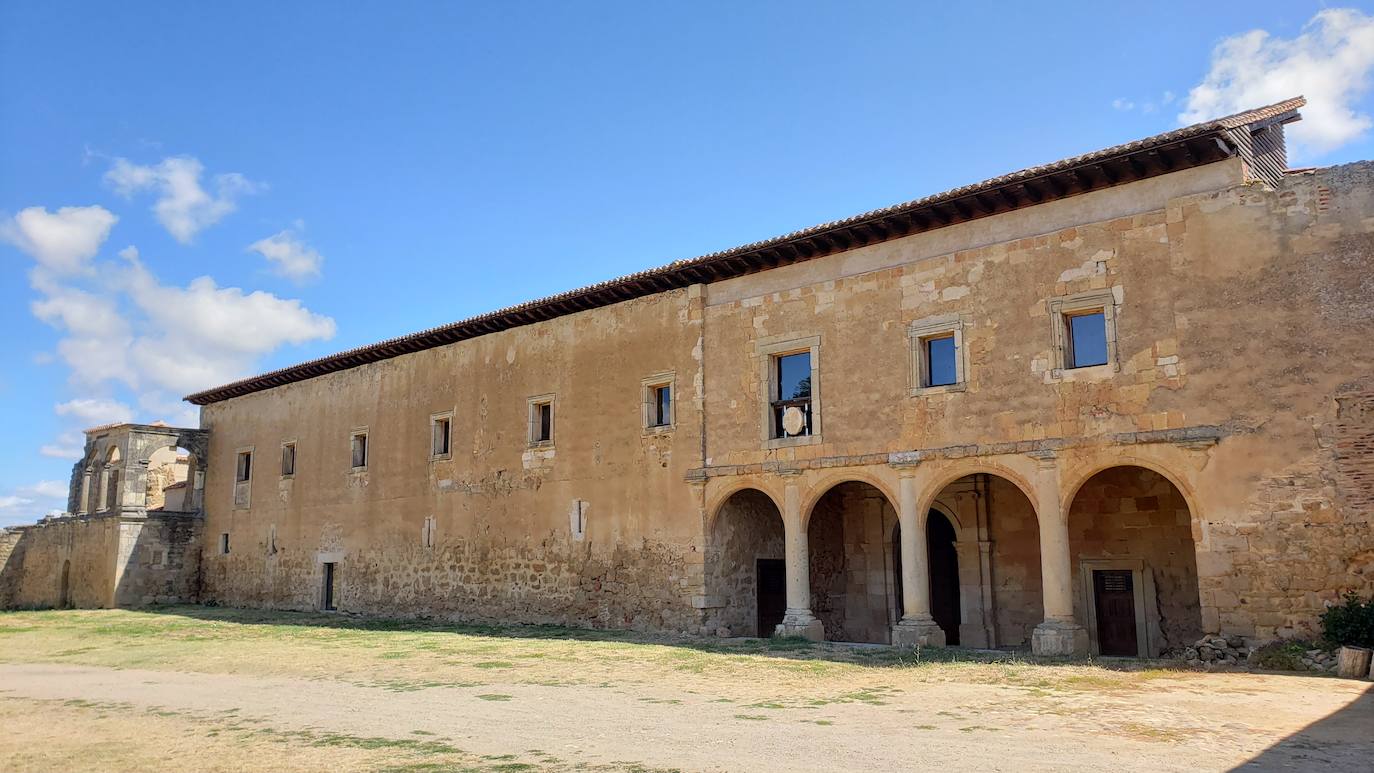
[59,560,71,609]
[928,512,960,645]
[756,559,786,637]
[322,562,337,611]
[1093,569,1138,656]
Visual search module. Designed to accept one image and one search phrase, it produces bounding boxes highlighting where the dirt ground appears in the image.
[0,608,1370,772]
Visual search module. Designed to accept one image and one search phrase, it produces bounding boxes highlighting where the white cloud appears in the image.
[55,397,134,427]
[105,156,262,243]
[40,432,86,460]
[248,227,324,281]
[1180,8,1374,156]
[0,480,71,526]
[1112,98,1135,111]
[0,205,117,275]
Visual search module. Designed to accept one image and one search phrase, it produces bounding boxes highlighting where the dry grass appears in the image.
[0,606,1187,705]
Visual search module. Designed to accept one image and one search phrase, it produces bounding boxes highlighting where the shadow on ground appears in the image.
[121,602,1195,674]
[1231,682,1374,771]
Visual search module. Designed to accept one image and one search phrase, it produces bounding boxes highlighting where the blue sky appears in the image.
[4,1,1374,524]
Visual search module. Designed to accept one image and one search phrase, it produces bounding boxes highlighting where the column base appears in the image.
[1032,620,1089,657]
[891,616,947,647]
[774,609,825,641]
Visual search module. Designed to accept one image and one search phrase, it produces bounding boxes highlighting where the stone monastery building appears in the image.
[4,97,1373,657]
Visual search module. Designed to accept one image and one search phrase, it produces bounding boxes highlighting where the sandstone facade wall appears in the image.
[189,159,1374,646]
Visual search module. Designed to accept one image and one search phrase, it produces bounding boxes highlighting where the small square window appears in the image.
[1048,290,1119,376]
[909,315,966,395]
[528,396,554,446]
[924,335,958,387]
[431,415,451,458]
[642,375,675,431]
[1066,310,1109,368]
[350,431,368,469]
[235,451,252,483]
[280,442,296,477]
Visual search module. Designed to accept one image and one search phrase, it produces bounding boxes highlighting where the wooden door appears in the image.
[1093,570,1138,656]
[756,559,786,637]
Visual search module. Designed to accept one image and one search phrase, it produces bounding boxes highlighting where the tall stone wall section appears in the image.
[200,531,699,632]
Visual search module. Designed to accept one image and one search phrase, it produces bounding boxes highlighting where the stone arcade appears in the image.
[4,97,1373,657]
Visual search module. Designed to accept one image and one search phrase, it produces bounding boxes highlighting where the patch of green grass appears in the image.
[477,693,513,702]
[473,661,515,669]
[733,714,769,721]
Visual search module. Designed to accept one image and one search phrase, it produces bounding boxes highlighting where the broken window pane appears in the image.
[653,385,671,427]
[537,403,552,442]
[1067,311,1109,368]
[236,451,252,483]
[925,335,957,387]
[351,433,368,468]
[432,418,451,456]
[281,443,295,477]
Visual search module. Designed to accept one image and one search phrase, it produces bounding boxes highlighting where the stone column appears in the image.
[1030,452,1088,656]
[891,471,946,647]
[776,476,824,640]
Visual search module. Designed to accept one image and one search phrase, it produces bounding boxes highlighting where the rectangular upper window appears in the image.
[235,451,252,483]
[641,374,675,431]
[431,415,452,458]
[772,351,812,439]
[350,431,368,469]
[758,336,821,447]
[1048,289,1119,377]
[528,395,555,446]
[280,442,295,477]
[1066,310,1109,368]
[908,314,966,395]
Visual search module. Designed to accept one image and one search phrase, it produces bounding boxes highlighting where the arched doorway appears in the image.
[1067,465,1201,657]
[706,488,785,637]
[927,511,960,645]
[807,481,897,644]
[59,560,71,609]
[891,509,962,645]
[923,472,1041,649]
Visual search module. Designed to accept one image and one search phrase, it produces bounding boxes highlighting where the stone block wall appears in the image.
[807,483,897,644]
[704,489,784,637]
[201,529,701,633]
[1067,466,1202,650]
[986,477,1042,647]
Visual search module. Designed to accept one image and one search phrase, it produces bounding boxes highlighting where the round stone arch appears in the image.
[704,478,784,532]
[704,484,788,638]
[800,470,899,530]
[1058,454,1201,524]
[914,459,1042,527]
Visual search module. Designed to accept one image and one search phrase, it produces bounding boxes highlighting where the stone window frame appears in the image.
[219,532,231,555]
[641,372,676,435]
[232,446,254,510]
[908,313,969,396]
[1048,288,1120,378]
[429,410,454,461]
[349,427,369,471]
[758,335,822,449]
[527,393,556,448]
[1077,557,1161,657]
[280,439,296,479]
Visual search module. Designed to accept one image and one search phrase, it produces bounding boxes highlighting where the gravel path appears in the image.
[3,663,1371,772]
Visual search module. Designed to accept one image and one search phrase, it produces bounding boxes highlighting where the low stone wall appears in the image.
[0,513,202,610]
[199,532,703,633]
